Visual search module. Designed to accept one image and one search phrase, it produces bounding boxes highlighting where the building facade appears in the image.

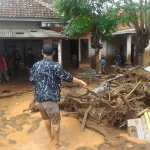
[1,0,145,71]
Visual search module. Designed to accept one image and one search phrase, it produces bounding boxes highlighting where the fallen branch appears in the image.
[0,88,34,99]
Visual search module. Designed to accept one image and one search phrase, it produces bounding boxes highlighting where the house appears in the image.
[101,28,138,67]
[0,0,94,70]
[0,0,67,69]
[1,0,142,71]
[101,26,150,67]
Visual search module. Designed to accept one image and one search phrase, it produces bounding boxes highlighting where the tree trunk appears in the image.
[137,54,143,65]
[137,31,148,65]
[95,47,100,74]
[92,27,101,74]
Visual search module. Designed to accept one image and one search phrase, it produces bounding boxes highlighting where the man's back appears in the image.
[12,50,20,63]
[30,58,73,102]
[27,53,36,68]
[101,59,106,66]
[116,53,121,62]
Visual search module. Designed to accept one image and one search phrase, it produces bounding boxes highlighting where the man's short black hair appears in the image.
[42,44,54,55]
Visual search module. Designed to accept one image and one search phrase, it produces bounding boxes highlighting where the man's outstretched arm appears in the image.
[72,77,87,87]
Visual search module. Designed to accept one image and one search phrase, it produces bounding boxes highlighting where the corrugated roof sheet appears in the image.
[127,112,150,142]
[0,29,67,39]
[113,28,136,35]
[0,0,57,19]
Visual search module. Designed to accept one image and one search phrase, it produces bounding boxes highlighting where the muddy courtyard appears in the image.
[0,69,150,150]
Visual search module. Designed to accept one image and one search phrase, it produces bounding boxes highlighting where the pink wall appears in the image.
[43,39,52,45]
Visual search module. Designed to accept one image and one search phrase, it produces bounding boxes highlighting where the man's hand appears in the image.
[72,77,87,87]
[80,80,87,87]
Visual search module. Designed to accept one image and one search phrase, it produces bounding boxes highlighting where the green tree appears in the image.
[119,0,150,65]
[53,0,121,74]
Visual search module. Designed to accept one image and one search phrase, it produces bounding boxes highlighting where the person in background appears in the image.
[101,56,106,74]
[3,50,13,77]
[26,48,36,74]
[30,44,87,148]
[11,46,21,77]
[0,53,10,82]
[115,49,121,66]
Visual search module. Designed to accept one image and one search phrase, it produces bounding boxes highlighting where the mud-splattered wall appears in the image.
[144,51,150,65]
[101,37,127,68]
[144,43,150,66]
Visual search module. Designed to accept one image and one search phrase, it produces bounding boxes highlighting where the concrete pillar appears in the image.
[58,39,62,64]
[125,35,132,67]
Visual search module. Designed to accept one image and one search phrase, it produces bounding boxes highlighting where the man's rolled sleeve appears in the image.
[55,63,73,82]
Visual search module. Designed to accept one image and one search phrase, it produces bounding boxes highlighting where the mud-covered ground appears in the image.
[0,69,150,150]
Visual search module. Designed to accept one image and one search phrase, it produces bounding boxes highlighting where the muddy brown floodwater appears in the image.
[0,75,150,150]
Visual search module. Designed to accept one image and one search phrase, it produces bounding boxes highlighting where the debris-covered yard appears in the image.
[0,68,150,150]
[63,66,150,128]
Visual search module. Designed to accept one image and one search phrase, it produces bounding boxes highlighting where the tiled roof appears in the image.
[0,0,57,19]
[35,0,54,9]
[0,29,67,39]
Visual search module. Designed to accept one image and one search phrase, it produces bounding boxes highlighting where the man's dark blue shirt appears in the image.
[27,53,36,68]
[29,58,73,102]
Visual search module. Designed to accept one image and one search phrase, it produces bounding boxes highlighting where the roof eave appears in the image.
[113,28,136,36]
[0,17,65,23]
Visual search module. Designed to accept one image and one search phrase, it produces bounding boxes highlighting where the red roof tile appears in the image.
[41,0,53,3]
[0,0,57,19]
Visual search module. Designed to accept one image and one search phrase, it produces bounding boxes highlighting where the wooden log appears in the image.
[0,89,34,98]
[95,98,118,110]
[68,94,92,99]
[81,104,92,132]
[71,97,92,105]
[62,112,80,117]
[119,94,132,109]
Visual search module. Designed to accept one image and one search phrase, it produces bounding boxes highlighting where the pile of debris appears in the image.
[60,66,150,130]
[23,66,150,132]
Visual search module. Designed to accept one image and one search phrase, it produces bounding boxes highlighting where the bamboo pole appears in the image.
[125,81,141,99]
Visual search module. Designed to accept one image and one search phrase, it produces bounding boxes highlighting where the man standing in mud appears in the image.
[29,44,87,148]
[26,48,36,74]
[115,49,121,66]
[11,46,21,77]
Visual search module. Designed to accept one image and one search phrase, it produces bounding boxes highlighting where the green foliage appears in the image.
[53,0,120,40]
[118,0,150,55]
[53,0,150,41]
[119,0,150,29]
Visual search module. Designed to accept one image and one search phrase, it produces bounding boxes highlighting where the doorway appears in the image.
[52,40,58,62]
[80,39,88,61]
[62,39,78,68]
[4,40,43,69]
